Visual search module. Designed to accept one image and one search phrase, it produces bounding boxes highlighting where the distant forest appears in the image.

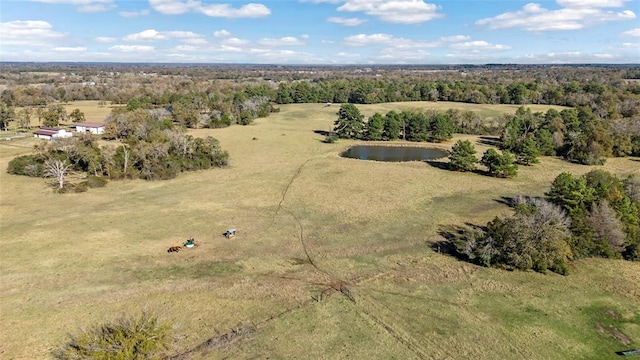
[1,63,639,163]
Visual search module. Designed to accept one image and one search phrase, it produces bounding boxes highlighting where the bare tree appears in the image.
[589,200,626,254]
[43,159,71,189]
[624,174,640,207]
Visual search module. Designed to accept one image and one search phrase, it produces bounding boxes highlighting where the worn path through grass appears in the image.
[1,102,638,359]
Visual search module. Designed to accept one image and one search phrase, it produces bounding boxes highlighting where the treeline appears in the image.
[448,170,640,274]
[332,103,454,143]
[500,106,640,165]
[7,108,229,190]
[122,86,277,129]
[273,77,638,108]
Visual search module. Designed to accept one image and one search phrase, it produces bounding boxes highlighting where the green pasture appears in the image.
[0,102,638,359]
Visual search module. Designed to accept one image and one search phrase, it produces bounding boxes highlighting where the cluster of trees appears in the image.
[500,107,640,165]
[8,107,229,190]
[124,86,276,129]
[450,170,640,274]
[1,102,87,130]
[272,75,638,110]
[448,140,518,178]
[332,103,454,143]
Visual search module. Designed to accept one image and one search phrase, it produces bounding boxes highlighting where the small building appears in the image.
[33,127,73,140]
[74,122,105,135]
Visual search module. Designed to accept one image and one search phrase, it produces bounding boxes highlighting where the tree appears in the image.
[588,200,626,257]
[17,107,32,129]
[42,105,67,127]
[481,149,518,178]
[515,136,540,165]
[546,172,596,214]
[453,197,573,274]
[43,159,71,189]
[0,102,15,131]
[404,111,429,142]
[448,139,478,172]
[69,108,86,123]
[382,111,401,140]
[428,113,455,142]
[333,103,364,139]
[364,113,384,141]
[623,174,640,207]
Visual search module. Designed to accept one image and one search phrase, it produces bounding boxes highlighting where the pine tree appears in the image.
[449,140,478,172]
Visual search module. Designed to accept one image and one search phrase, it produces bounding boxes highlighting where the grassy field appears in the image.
[0,102,638,359]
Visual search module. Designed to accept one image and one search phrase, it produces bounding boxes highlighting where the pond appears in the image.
[341,145,448,162]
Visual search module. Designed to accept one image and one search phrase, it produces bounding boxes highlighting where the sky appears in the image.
[0,0,638,64]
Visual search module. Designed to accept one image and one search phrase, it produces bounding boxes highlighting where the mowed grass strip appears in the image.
[0,102,638,359]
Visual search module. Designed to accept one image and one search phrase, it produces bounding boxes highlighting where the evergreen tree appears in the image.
[515,137,540,165]
[429,113,455,142]
[364,113,384,141]
[449,139,478,172]
[382,111,401,140]
[481,149,518,178]
[333,103,364,139]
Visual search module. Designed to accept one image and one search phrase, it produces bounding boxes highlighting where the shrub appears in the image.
[7,154,45,177]
[323,134,338,143]
[452,197,573,274]
[85,175,108,188]
[53,312,170,360]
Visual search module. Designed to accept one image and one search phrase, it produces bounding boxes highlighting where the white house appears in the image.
[33,127,73,140]
[74,122,105,135]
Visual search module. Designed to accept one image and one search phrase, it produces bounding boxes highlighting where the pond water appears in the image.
[341,145,448,162]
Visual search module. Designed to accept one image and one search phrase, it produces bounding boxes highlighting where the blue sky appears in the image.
[1,0,638,64]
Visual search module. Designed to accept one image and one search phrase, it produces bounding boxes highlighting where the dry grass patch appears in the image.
[1,102,638,359]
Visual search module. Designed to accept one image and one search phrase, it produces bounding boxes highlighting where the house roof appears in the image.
[73,122,104,128]
[34,128,62,136]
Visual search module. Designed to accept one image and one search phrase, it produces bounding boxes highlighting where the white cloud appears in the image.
[450,40,511,51]
[258,36,306,46]
[31,0,115,12]
[123,29,203,42]
[556,0,628,8]
[53,46,87,51]
[375,47,430,62]
[621,27,640,36]
[622,42,640,48]
[214,29,231,37]
[593,53,614,58]
[344,33,394,46]
[0,20,66,46]
[343,33,437,48]
[300,0,341,3]
[477,0,636,32]
[109,45,155,52]
[119,9,150,18]
[335,52,361,58]
[222,37,250,46]
[95,36,117,43]
[337,0,443,24]
[246,48,321,63]
[182,38,208,45]
[149,0,270,18]
[438,35,470,42]
[327,17,367,26]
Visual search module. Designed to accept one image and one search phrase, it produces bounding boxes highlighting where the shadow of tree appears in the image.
[477,136,502,147]
[432,223,483,258]
[424,160,451,170]
[313,130,332,136]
